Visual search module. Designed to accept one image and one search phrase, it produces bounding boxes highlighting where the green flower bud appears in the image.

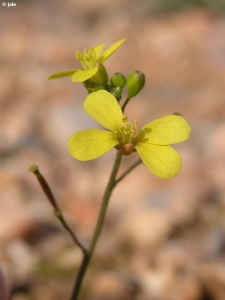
[88,63,108,85]
[112,86,123,101]
[126,70,145,98]
[110,73,126,88]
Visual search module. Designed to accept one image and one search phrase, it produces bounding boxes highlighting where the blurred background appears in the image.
[1,0,225,299]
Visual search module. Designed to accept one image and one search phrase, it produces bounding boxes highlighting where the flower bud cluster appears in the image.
[86,69,145,104]
[48,38,146,106]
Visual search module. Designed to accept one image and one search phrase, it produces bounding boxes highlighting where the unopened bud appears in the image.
[88,63,108,85]
[126,70,145,98]
[110,73,126,88]
[112,86,123,101]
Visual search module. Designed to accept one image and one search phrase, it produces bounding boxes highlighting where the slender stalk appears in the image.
[29,165,86,255]
[115,158,142,187]
[121,97,131,112]
[54,210,87,255]
[70,152,123,300]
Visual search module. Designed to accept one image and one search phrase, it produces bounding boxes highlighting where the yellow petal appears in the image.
[135,143,182,178]
[68,129,118,161]
[71,67,98,82]
[141,115,191,145]
[47,69,78,80]
[83,90,124,132]
[93,43,104,58]
[99,38,126,63]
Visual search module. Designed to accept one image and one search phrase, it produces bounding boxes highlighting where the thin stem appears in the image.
[88,152,122,254]
[29,165,86,255]
[54,210,87,255]
[121,97,131,112]
[115,158,142,187]
[70,152,123,300]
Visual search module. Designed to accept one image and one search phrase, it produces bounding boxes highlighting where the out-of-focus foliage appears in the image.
[138,0,225,13]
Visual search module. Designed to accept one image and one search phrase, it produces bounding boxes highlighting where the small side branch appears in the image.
[121,97,131,112]
[29,165,87,255]
[115,159,142,186]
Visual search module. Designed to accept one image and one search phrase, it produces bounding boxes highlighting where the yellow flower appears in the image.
[48,38,126,83]
[68,90,191,178]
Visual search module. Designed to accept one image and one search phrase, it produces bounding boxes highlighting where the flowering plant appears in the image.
[69,90,190,178]
[31,38,191,300]
[47,38,125,84]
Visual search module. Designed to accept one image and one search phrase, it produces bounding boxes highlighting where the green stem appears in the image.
[121,97,131,112]
[70,152,123,300]
[115,158,142,187]
[54,210,87,255]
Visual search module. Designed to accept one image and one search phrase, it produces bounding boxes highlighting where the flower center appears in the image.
[76,48,98,70]
[121,121,135,142]
[115,119,137,155]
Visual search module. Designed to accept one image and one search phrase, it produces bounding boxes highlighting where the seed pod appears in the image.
[120,143,134,155]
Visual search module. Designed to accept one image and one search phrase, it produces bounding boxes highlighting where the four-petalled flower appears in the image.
[68,90,191,178]
[48,38,126,83]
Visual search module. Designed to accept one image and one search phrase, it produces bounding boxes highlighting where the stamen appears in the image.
[115,120,138,154]
[122,122,133,135]
[76,47,98,70]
